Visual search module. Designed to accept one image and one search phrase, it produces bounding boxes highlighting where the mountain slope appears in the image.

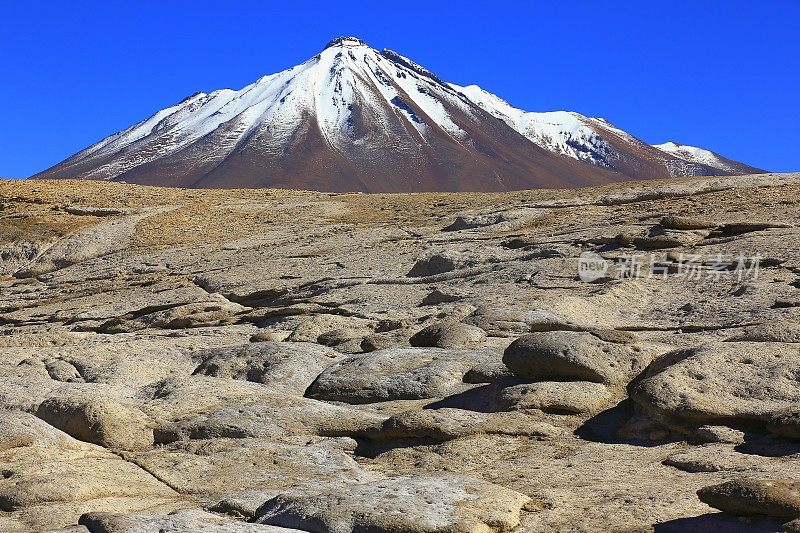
[33,37,762,192]
[652,141,762,176]
[453,84,765,179]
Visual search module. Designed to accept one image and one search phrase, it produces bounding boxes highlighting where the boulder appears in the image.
[632,342,800,432]
[690,425,746,445]
[659,215,718,230]
[254,475,531,532]
[78,509,304,532]
[154,394,383,443]
[316,328,360,347]
[464,360,513,383]
[407,252,460,277]
[727,320,800,343]
[466,307,571,337]
[767,409,800,441]
[285,315,372,343]
[409,322,486,349]
[306,347,494,403]
[503,331,649,385]
[697,479,800,519]
[420,289,463,305]
[366,408,562,442]
[498,381,612,414]
[360,334,397,352]
[192,342,338,394]
[35,386,154,451]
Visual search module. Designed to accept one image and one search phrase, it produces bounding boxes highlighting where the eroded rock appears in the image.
[659,215,719,230]
[498,381,612,414]
[306,347,494,403]
[78,509,304,532]
[100,295,247,332]
[632,342,800,432]
[128,437,377,500]
[409,322,486,349]
[407,252,461,277]
[154,394,383,442]
[466,307,571,337]
[698,479,800,519]
[192,342,338,394]
[366,408,562,442]
[0,410,179,531]
[690,425,746,445]
[254,475,531,533]
[767,409,800,441]
[727,320,800,343]
[503,331,650,385]
[35,386,154,451]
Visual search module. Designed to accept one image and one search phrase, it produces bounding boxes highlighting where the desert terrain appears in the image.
[2,174,800,532]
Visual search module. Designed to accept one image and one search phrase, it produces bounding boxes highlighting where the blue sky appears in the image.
[1,1,798,178]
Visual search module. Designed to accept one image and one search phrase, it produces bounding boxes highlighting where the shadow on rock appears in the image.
[575,399,672,447]
[734,433,800,457]
[352,436,443,459]
[654,512,785,532]
[425,381,514,413]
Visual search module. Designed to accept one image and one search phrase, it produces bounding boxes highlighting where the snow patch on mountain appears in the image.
[653,141,745,175]
[451,84,618,168]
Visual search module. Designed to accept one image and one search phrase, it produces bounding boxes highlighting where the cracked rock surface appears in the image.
[2,174,800,531]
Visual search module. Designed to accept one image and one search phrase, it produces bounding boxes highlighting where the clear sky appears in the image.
[1,1,798,178]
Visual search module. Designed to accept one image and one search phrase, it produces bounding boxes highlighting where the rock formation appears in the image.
[2,172,800,531]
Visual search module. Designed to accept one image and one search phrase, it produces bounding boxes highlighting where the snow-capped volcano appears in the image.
[33,37,763,192]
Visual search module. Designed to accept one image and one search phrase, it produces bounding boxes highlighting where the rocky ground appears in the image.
[2,174,800,532]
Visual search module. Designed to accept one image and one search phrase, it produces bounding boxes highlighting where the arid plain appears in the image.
[2,174,800,532]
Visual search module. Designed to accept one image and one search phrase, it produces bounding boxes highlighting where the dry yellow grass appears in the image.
[2,175,798,250]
